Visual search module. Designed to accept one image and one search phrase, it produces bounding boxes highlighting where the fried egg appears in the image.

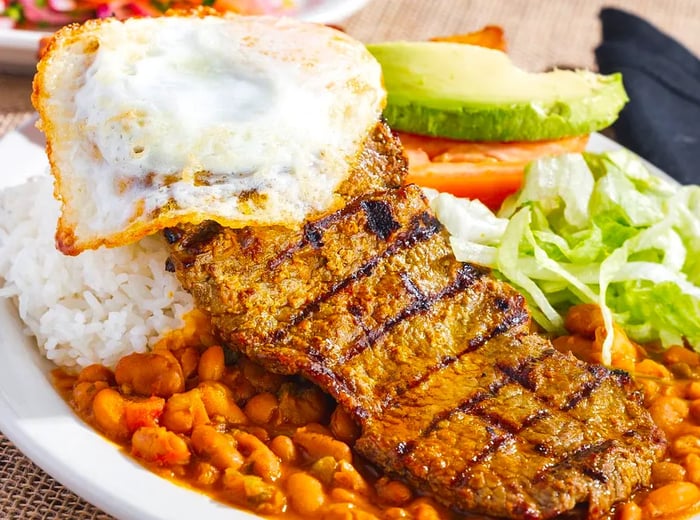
[33,12,385,255]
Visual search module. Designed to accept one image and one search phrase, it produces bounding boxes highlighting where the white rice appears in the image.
[0,176,194,370]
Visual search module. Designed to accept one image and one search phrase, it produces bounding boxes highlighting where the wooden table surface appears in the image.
[0,0,698,518]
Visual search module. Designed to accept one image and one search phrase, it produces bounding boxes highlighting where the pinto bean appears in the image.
[648,395,689,435]
[383,507,410,519]
[687,381,700,400]
[651,461,687,486]
[198,381,248,425]
[322,503,378,520]
[234,429,269,453]
[131,426,190,465]
[333,460,370,495]
[173,346,200,380]
[596,324,640,372]
[191,461,220,487]
[77,364,115,384]
[115,350,184,397]
[642,481,700,517]
[664,345,700,368]
[72,380,109,415]
[294,428,352,463]
[635,359,673,379]
[160,388,209,434]
[321,503,356,520]
[638,378,661,405]
[92,388,129,441]
[330,406,360,444]
[287,472,325,515]
[375,477,412,506]
[672,435,700,458]
[617,502,642,520]
[269,435,297,463]
[123,396,165,432]
[688,399,700,423]
[244,392,279,425]
[191,424,244,471]
[234,430,281,482]
[221,469,286,515]
[564,304,604,338]
[248,444,282,483]
[409,498,442,520]
[198,345,225,382]
[685,453,700,485]
[330,488,360,504]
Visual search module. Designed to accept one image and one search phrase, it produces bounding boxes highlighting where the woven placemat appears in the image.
[0,74,33,136]
[0,0,699,518]
[344,0,700,71]
[0,436,114,520]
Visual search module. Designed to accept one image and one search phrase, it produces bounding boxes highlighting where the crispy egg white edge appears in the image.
[36,14,386,253]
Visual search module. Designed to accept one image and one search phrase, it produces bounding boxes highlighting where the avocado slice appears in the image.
[367,41,628,141]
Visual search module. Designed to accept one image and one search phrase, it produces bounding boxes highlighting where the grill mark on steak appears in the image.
[304,360,369,419]
[424,349,549,438]
[166,182,666,520]
[267,196,367,271]
[268,189,414,272]
[400,351,555,463]
[338,263,485,365]
[269,211,443,343]
[303,222,325,249]
[381,304,531,410]
[497,354,541,391]
[445,353,619,493]
[533,439,616,484]
[298,262,491,421]
[175,220,222,256]
[560,364,612,411]
[361,199,401,240]
[258,118,407,270]
[422,379,507,440]
[267,191,400,270]
[399,271,426,301]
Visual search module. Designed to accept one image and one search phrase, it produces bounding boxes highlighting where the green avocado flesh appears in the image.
[366,41,629,141]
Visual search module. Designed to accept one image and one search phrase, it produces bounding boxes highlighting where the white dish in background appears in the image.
[0,120,672,519]
[0,0,370,74]
[297,0,370,23]
[0,26,44,74]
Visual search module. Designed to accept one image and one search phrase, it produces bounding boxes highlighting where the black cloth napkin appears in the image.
[595,7,700,185]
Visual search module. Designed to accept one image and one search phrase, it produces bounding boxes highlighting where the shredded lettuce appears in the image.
[430,150,700,364]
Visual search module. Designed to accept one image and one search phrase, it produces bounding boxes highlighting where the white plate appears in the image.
[0,0,370,74]
[0,121,669,519]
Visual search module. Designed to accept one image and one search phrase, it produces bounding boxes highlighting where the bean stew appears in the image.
[53,306,700,519]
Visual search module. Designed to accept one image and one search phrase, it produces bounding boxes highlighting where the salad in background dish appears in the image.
[0,0,294,28]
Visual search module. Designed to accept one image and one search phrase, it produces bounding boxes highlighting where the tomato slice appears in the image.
[398,132,589,210]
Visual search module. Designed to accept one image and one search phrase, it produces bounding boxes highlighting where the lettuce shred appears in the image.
[429,150,700,365]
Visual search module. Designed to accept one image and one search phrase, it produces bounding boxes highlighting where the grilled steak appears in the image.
[165,183,665,518]
[332,118,407,201]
